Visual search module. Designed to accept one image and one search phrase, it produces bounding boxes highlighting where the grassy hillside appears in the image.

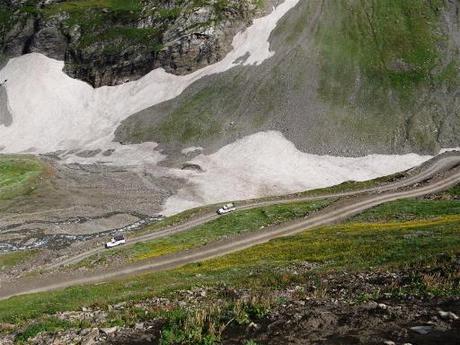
[116,0,460,156]
[1,184,459,344]
[317,0,443,103]
[314,0,456,152]
[74,199,333,268]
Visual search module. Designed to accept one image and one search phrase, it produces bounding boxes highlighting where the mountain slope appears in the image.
[0,0,265,86]
[115,0,460,156]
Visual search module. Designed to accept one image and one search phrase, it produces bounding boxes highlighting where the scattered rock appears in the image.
[114,302,127,309]
[410,325,433,335]
[365,301,379,310]
[101,326,118,336]
[438,310,459,320]
[80,328,99,345]
[0,323,15,331]
[378,303,388,310]
[247,322,260,331]
[181,163,204,172]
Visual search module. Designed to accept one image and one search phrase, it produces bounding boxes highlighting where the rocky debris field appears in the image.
[0,157,180,241]
[2,257,459,344]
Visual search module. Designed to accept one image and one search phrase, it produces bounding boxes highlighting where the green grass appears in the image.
[43,0,144,16]
[0,250,38,270]
[40,0,255,54]
[291,172,403,197]
[353,184,460,222]
[2,180,459,333]
[0,4,13,30]
[306,0,452,153]
[75,176,449,269]
[135,204,218,237]
[75,199,332,268]
[113,171,397,242]
[0,155,46,200]
[317,0,444,105]
[353,198,460,222]
[15,317,75,343]
[446,184,460,197]
[132,170,401,238]
[128,87,225,144]
[2,213,459,325]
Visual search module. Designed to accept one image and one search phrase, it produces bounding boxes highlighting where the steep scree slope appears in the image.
[115,0,460,156]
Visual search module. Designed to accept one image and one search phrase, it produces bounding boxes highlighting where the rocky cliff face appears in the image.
[0,0,264,87]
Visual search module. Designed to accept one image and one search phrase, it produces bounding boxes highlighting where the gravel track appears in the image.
[0,153,459,301]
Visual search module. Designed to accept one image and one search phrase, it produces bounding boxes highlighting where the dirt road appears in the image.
[1,153,459,300]
[47,153,460,269]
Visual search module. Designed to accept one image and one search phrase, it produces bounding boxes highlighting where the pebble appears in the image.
[80,328,99,345]
[383,341,395,345]
[438,310,459,320]
[247,322,260,330]
[378,303,388,310]
[101,326,118,335]
[366,301,378,309]
[410,325,432,335]
[114,302,127,309]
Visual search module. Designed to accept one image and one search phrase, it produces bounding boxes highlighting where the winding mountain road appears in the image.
[0,152,459,301]
[47,153,460,269]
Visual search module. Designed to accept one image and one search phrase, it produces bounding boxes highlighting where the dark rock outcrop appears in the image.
[0,0,264,87]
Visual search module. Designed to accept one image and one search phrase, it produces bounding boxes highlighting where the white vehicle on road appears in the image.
[217,203,236,215]
[105,234,126,248]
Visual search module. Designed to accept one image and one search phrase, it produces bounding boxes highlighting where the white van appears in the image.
[105,234,126,248]
[217,203,236,215]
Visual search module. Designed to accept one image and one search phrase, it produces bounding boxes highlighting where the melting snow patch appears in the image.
[163,131,433,215]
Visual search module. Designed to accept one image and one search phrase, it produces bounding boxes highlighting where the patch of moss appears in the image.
[0,155,46,200]
[0,250,38,270]
[0,4,14,37]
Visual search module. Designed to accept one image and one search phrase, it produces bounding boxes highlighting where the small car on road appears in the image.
[217,203,236,215]
[105,234,126,248]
